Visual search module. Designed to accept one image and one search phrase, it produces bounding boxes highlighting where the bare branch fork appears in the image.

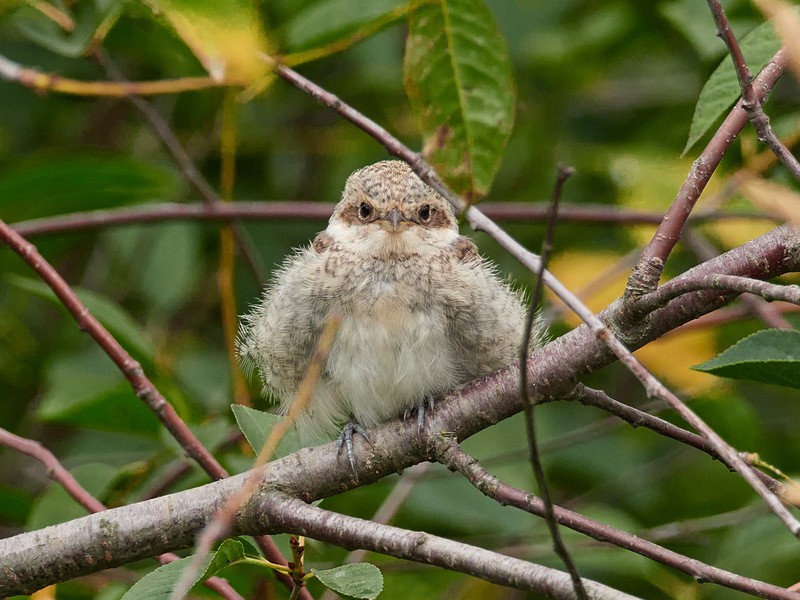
[625,48,787,297]
[706,0,800,183]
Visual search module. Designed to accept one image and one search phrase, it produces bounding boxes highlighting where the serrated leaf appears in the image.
[684,20,782,155]
[691,329,800,389]
[121,539,253,600]
[7,275,156,366]
[231,404,302,458]
[404,0,514,202]
[144,0,271,83]
[312,563,383,600]
[201,538,247,579]
[120,555,212,600]
[282,0,408,53]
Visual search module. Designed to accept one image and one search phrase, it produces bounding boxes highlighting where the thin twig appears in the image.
[519,165,586,599]
[682,229,794,329]
[0,220,227,479]
[707,1,800,182]
[572,385,789,500]
[438,440,799,600]
[641,273,800,310]
[10,201,779,239]
[0,52,225,95]
[625,48,787,297]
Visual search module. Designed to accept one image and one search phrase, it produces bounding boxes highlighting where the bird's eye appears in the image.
[358,202,373,221]
[418,204,432,223]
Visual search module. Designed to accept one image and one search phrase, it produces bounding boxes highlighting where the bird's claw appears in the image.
[404,396,435,432]
[336,419,370,477]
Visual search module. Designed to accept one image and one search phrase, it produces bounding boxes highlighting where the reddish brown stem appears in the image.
[626,49,788,297]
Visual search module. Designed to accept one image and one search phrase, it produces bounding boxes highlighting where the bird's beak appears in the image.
[378,207,405,232]
[388,208,402,231]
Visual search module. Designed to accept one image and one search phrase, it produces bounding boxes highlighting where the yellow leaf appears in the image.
[146,0,271,84]
[753,0,800,82]
[737,172,800,228]
[635,329,723,394]
[548,250,722,393]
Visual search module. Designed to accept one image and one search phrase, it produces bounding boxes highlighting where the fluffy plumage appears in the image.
[238,161,543,443]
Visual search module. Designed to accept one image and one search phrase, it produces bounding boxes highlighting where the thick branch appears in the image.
[261,497,635,600]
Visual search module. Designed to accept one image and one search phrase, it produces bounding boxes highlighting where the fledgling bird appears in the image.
[238,161,543,465]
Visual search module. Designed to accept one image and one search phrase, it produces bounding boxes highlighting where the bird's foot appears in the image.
[404,396,435,432]
[335,418,370,477]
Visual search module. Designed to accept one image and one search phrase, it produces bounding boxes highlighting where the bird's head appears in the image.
[327,161,459,256]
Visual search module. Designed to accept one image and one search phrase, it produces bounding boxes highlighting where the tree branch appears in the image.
[625,49,787,297]
[437,440,799,600]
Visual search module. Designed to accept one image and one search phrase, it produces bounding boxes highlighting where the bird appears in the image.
[237,160,543,470]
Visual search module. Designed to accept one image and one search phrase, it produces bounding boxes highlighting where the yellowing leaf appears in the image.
[737,172,800,228]
[635,329,723,394]
[146,0,271,84]
[753,0,800,81]
[547,251,630,323]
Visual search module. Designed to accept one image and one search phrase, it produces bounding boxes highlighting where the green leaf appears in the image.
[35,345,159,435]
[231,404,302,458]
[0,154,179,223]
[683,20,782,155]
[312,563,383,600]
[404,0,515,201]
[201,538,248,578]
[140,222,201,317]
[691,329,800,390]
[120,539,255,600]
[282,0,409,53]
[7,274,156,366]
[120,555,212,600]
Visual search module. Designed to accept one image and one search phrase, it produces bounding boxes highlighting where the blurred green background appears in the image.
[1,1,799,598]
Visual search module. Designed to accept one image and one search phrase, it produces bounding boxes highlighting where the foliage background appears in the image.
[1,0,799,598]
